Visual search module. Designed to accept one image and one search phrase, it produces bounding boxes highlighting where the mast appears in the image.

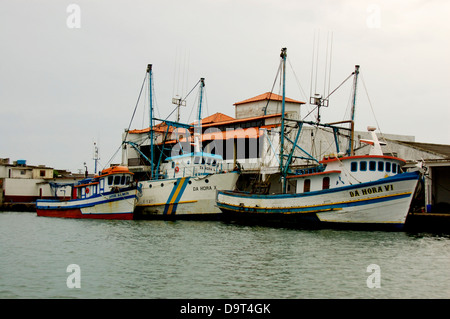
[93,142,99,175]
[279,48,287,193]
[348,65,360,156]
[194,78,205,153]
[147,64,155,179]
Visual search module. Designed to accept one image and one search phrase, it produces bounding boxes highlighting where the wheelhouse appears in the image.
[73,166,134,199]
[162,152,225,178]
[289,155,406,194]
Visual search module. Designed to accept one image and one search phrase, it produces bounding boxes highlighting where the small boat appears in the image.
[36,166,137,220]
[216,48,423,230]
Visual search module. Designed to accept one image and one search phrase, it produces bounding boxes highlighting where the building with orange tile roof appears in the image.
[234,92,305,120]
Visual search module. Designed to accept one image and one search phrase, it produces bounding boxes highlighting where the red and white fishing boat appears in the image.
[36,166,137,220]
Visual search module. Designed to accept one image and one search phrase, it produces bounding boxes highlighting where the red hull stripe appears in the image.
[36,209,133,220]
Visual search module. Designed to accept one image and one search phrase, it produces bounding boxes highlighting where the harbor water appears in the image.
[1,211,449,299]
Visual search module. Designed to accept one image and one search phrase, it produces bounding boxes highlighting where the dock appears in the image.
[405,212,450,233]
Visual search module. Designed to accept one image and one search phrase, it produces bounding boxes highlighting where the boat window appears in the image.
[386,162,391,172]
[126,176,131,184]
[304,179,311,193]
[392,163,397,174]
[322,177,330,190]
[121,175,126,185]
[108,176,113,185]
[202,158,206,164]
[114,176,121,185]
[351,162,358,172]
[172,162,175,168]
[194,157,201,164]
[378,161,384,172]
[360,161,367,171]
[206,158,211,165]
[212,160,216,166]
[369,161,376,171]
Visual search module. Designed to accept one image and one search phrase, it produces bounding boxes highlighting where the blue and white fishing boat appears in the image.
[216,48,422,230]
[36,166,137,220]
[124,66,239,219]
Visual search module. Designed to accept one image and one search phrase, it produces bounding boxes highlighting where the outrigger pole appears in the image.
[147,64,155,179]
[280,48,287,194]
[348,65,360,156]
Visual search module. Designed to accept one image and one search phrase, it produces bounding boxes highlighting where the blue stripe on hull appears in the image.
[218,171,420,200]
[36,193,136,210]
[217,192,412,214]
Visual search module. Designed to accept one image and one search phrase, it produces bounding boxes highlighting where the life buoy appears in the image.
[175,166,179,173]
[85,188,90,194]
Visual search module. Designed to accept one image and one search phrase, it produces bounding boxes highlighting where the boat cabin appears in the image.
[288,155,405,194]
[287,126,407,194]
[72,166,134,199]
[161,152,224,179]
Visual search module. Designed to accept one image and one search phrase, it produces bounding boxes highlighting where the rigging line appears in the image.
[360,73,396,156]
[301,105,319,121]
[172,47,179,97]
[309,30,316,100]
[161,78,202,123]
[313,30,320,95]
[287,57,308,102]
[324,31,329,97]
[122,70,147,145]
[323,71,354,101]
[263,60,282,115]
[327,32,333,98]
[182,78,202,101]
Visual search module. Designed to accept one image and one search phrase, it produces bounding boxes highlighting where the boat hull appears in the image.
[217,171,421,230]
[36,189,137,220]
[135,172,239,219]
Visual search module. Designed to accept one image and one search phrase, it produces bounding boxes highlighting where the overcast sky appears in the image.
[1,0,449,173]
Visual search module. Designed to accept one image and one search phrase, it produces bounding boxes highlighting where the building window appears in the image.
[369,161,376,171]
[304,179,311,193]
[351,162,358,172]
[322,177,330,190]
[378,161,384,172]
[360,161,367,171]
[40,170,46,177]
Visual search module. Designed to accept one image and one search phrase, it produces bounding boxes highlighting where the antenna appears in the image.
[308,30,333,123]
[172,96,186,122]
[172,47,190,122]
[93,142,100,174]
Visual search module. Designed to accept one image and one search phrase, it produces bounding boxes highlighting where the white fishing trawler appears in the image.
[123,65,239,219]
[216,48,422,230]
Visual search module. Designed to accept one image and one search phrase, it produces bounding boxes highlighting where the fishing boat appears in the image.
[36,166,137,220]
[216,48,423,230]
[123,65,239,219]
